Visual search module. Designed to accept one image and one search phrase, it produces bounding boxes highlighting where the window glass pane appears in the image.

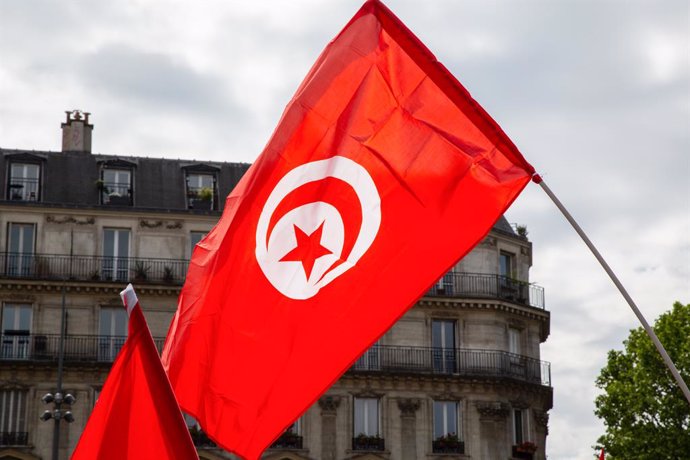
[21,225,34,254]
[2,305,31,333]
[499,252,513,277]
[434,401,459,439]
[117,230,130,258]
[354,398,379,436]
[354,398,365,435]
[433,401,444,438]
[8,224,34,254]
[104,230,115,257]
[432,320,455,349]
[190,231,206,256]
[514,409,524,443]
[432,321,442,348]
[25,164,39,179]
[446,402,458,436]
[99,309,112,336]
[509,328,521,355]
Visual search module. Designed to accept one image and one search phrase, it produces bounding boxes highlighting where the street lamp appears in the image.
[40,392,76,424]
[39,256,75,460]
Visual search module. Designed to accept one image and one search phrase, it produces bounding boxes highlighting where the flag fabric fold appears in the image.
[71,284,198,460]
[162,0,535,458]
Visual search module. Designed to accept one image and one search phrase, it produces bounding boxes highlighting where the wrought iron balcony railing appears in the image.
[7,177,39,201]
[270,432,303,449]
[352,435,385,451]
[0,252,188,285]
[432,439,465,454]
[101,182,132,205]
[0,333,166,363]
[352,345,551,387]
[428,272,545,309]
[0,431,28,447]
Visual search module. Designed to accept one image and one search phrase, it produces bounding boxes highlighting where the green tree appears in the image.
[594,302,690,459]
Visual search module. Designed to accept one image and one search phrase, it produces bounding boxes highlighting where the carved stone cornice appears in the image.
[0,280,181,297]
[318,395,341,414]
[397,398,421,417]
[533,409,549,433]
[46,215,95,225]
[139,219,183,230]
[475,401,510,419]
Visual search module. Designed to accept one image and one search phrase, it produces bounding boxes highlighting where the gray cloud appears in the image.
[78,44,231,114]
[0,1,688,458]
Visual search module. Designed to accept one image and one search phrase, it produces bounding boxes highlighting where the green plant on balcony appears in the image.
[163,266,175,283]
[133,261,150,281]
[434,432,462,449]
[353,432,383,450]
[197,187,213,202]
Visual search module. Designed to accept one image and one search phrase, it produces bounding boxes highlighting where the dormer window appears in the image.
[101,168,132,206]
[186,173,217,210]
[7,163,40,202]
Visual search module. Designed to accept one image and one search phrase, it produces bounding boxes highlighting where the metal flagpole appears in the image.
[532,174,690,405]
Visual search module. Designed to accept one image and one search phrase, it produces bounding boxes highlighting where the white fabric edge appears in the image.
[119,283,138,316]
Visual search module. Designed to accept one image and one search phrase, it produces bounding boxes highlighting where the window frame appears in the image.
[7,162,41,202]
[98,306,128,362]
[100,167,133,205]
[513,408,530,444]
[433,400,461,440]
[353,397,381,437]
[432,319,457,373]
[185,172,217,210]
[101,228,131,282]
[0,388,28,445]
[1,303,33,360]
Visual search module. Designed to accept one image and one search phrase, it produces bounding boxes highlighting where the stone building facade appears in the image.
[0,111,551,460]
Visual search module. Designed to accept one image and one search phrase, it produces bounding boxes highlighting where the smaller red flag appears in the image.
[71,284,198,460]
[599,449,605,460]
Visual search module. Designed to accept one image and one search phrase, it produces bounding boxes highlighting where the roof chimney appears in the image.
[61,110,93,153]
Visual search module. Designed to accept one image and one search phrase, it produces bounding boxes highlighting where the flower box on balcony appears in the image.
[512,442,537,459]
[270,431,303,449]
[433,433,464,454]
[352,434,385,451]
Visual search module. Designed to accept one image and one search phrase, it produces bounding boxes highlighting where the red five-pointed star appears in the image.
[280,221,332,280]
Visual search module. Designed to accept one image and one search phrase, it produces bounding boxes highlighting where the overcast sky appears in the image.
[1,1,688,458]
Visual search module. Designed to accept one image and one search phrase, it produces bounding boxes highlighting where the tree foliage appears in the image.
[594,302,690,459]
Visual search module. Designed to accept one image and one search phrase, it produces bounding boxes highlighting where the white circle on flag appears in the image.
[255,156,381,300]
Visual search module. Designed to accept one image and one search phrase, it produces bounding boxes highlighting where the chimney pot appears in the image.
[61,109,93,153]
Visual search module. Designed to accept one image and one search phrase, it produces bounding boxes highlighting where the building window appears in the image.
[499,251,514,278]
[513,408,529,444]
[353,397,383,451]
[7,163,40,201]
[186,173,216,210]
[509,327,521,355]
[102,228,130,281]
[5,223,35,277]
[433,401,463,453]
[101,168,132,205]
[432,320,456,373]
[190,231,206,258]
[0,389,29,446]
[1,304,32,360]
[98,307,127,361]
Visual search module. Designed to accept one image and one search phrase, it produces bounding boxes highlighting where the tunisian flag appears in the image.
[72,284,197,460]
[163,0,535,458]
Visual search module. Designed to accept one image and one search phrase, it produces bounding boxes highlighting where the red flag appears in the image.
[72,284,198,460]
[162,0,535,458]
[599,449,606,460]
